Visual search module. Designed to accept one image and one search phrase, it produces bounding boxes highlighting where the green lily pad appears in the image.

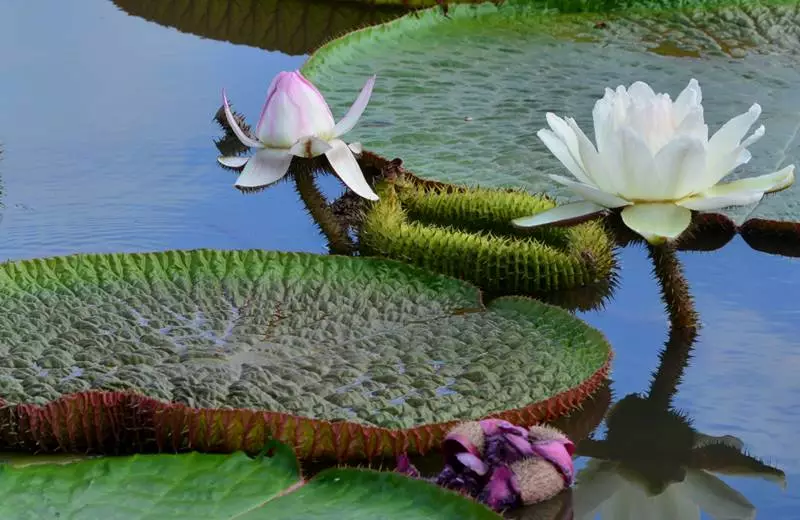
[0,442,500,519]
[0,250,610,458]
[302,1,800,242]
[111,0,407,56]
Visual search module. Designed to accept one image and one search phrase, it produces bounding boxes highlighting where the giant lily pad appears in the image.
[0,250,610,459]
[301,1,800,249]
[0,442,500,519]
[111,0,407,56]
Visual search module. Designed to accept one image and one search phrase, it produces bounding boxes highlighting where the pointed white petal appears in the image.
[653,136,707,199]
[546,113,590,178]
[325,139,378,200]
[348,142,363,155]
[678,165,796,211]
[741,124,765,149]
[673,78,703,123]
[333,75,376,138]
[289,136,332,158]
[617,128,657,200]
[512,201,608,228]
[217,156,249,169]
[682,470,756,520]
[620,203,692,244]
[538,128,594,186]
[676,190,763,211]
[549,174,632,208]
[708,103,761,156]
[222,90,263,149]
[566,117,603,187]
[234,148,292,189]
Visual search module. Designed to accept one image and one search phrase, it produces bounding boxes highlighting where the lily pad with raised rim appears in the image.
[0,250,610,459]
[301,1,800,247]
[0,442,500,519]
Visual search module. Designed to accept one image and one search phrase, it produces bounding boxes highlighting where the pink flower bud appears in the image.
[255,71,336,148]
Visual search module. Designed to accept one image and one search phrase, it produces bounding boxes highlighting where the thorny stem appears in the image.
[292,168,356,255]
[645,243,699,409]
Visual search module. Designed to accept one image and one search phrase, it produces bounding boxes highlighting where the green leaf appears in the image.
[0,250,610,457]
[111,0,408,56]
[301,1,800,242]
[0,445,500,519]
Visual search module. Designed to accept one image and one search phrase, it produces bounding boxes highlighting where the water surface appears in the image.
[0,1,798,518]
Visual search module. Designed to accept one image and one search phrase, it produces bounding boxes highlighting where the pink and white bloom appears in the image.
[513,79,795,244]
[218,70,379,200]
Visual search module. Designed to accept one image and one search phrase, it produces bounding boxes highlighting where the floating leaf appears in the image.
[111,0,408,56]
[301,1,800,249]
[0,443,500,519]
[0,250,610,459]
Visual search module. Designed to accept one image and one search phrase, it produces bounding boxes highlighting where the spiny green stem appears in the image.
[646,243,699,408]
[293,169,356,255]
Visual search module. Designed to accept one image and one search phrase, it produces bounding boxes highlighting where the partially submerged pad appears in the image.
[0,443,500,519]
[302,1,800,246]
[111,0,407,56]
[0,250,610,458]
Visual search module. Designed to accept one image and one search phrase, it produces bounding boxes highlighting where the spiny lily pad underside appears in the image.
[302,1,800,239]
[0,250,610,434]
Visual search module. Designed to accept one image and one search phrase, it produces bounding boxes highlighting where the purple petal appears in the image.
[442,432,482,461]
[531,440,576,485]
[479,466,523,511]
[395,454,421,478]
[481,419,528,438]
[455,452,489,476]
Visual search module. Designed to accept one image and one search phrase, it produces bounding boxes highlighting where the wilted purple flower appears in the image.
[482,419,536,467]
[479,466,524,511]
[395,454,421,479]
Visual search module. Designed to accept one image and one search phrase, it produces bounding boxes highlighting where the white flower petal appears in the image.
[234,148,293,189]
[333,75,376,138]
[628,81,657,103]
[676,190,763,211]
[222,90,263,149]
[653,136,707,198]
[617,128,656,200]
[566,117,604,187]
[682,470,756,520]
[511,201,608,228]
[549,174,632,208]
[217,156,249,169]
[708,103,761,157]
[289,136,333,158]
[325,139,378,200]
[546,113,590,175]
[538,128,593,185]
[620,203,692,244]
[348,142,363,155]
[673,78,702,123]
[741,124,765,149]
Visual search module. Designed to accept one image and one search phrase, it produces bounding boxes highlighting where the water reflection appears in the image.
[572,245,785,519]
[111,0,408,56]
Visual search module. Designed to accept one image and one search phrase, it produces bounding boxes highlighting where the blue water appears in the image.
[1,1,798,518]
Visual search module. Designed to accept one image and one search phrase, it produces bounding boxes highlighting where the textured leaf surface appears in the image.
[0,250,610,430]
[302,1,800,230]
[111,0,407,56]
[0,444,499,519]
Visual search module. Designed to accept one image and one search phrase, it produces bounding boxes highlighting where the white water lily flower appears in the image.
[218,70,379,200]
[513,79,795,244]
